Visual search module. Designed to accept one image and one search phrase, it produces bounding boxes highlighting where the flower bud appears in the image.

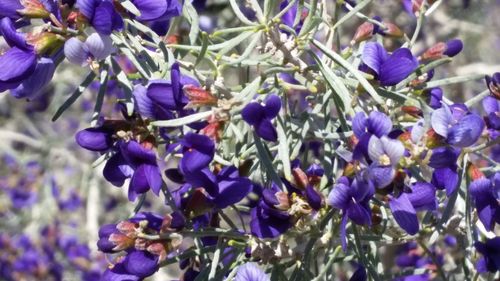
[351,21,374,45]
[18,0,50,18]
[420,39,463,61]
[292,167,309,189]
[486,73,500,100]
[379,22,404,38]
[401,106,423,118]
[26,32,64,55]
[467,164,485,181]
[183,85,218,108]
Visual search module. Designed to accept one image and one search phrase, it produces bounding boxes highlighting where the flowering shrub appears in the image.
[0,0,499,280]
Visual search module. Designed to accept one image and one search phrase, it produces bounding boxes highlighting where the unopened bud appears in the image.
[401,106,423,118]
[351,21,374,45]
[18,0,50,18]
[292,167,309,189]
[184,85,218,108]
[26,32,64,55]
[467,164,485,181]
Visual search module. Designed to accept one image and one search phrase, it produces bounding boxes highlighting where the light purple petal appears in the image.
[380,136,404,165]
[411,119,426,144]
[352,112,367,138]
[407,182,437,211]
[85,33,113,60]
[431,106,452,138]
[347,201,371,226]
[327,183,351,210]
[64,37,89,66]
[0,17,28,50]
[368,135,384,162]
[11,57,56,99]
[367,111,392,137]
[144,164,162,196]
[133,84,155,118]
[0,0,23,19]
[234,263,269,281]
[76,0,100,19]
[483,96,499,114]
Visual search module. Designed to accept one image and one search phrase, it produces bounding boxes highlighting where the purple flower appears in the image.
[242,94,281,142]
[352,111,393,138]
[235,263,269,281]
[75,126,113,151]
[431,104,485,147]
[420,39,464,61]
[483,96,500,130]
[76,0,123,35]
[182,166,253,210]
[327,176,373,249]
[0,0,24,20]
[367,135,404,188]
[469,173,500,231]
[131,0,181,22]
[389,182,437,235]
[361,42,418,86]
[0,17,38,92]
[485,72,500,100]
[250,184,292,238]
[475,237,500,273]
[64,33,113,66]
[424,87,443,109]
[179,132,215,175]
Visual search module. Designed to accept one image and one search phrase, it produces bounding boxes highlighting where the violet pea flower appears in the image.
[475,237,500,273]
[483,96,500,130]
[485,72,500,100]
[469,173,500,231]
[367,135,405,188]
[431,104,485,147]
[242,94,282,142]
[64,33,113,66]
[361,42,419,86]
[327,176,374,250]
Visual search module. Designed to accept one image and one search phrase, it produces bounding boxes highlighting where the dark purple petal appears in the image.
[427,87,443,109]
[0,0,23,19]
[146,80,178,110]
[379,48,418,86]
[428,147,459,169]
[407,182,437,211]
[349,265,367,281]
[103,153,133,186]
[129,165,152,196]
[347,201,371,225]
[0,17,29,50]
[340,212,348,251]
[11,57,56,99]
[102,262,141,281]
[443,39,463,57]
[75,127,113,151]
[366,111,392,137]
[213,178,252,209]
[122,140,157,166]
[0,47,36,83]
[180,133,215,174]
[85,32,113,60]
[447,113,485,147]
[305,185,322,210]
[389,193,419,235]
[432,167,459,196]
[183,168,218,196]
[92,1,123,35]
[64,37,89,66]
[123,250,159,278]
[76,0,99,19]
[132,0,168,21]
[144,164,162,195]
[361,42,387,75]
[264,94,281,119]
[255,120,278,142]
[242,102,266,125]
[250,207,291,238]
[352,176,374,202]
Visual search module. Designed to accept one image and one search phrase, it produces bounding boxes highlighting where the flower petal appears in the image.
[389,193,419,235]
[352,112,367,138]
[407,182,437,211]
[132,0,168,21]
[123,250,159,278]
[447,113,485,147]
[214,178,252,209]
[379,48,418,86]
[264,94,282,119]
[361,42,387,75]
[64,37,89,66]
[242,102,266,125]
[0,47,36,83]
[255,120,278,142]
[75,127,113,151]
[367,111,392,137]
[431,106,452,138]
[85,32,113,60]
[0,17,29,50]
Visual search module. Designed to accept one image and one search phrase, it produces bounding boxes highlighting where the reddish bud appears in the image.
[147,242,168,261]
[165,35,181,44]
[292,167,309,189]
[201,115,224,142]
[401,106,423,118]
[425,129,444,148]
[380,22,404,38]
[399,131,412,143]
[468,164,485,181]
[18,0,50,18]
[26,32,64,55]
[184,85,218,108]
[351,22,374,45]
[420,42,447,61]
[109,233,135,251]
[274,191,291,211]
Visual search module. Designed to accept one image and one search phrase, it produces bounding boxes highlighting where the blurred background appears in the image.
[0,0,498,280]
